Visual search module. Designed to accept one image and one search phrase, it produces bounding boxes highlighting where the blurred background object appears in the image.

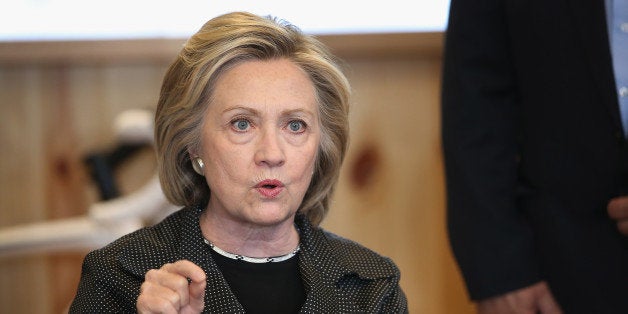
[0,109,177,258]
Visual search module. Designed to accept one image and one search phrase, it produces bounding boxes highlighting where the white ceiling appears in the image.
[1,0,450,41]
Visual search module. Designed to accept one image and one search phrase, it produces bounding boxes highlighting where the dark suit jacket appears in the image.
[69,207,407,313]
[442,0,628,312]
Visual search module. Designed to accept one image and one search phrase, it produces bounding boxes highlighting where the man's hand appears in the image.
[137,260,206,314]
[477,281,562,314]
[607,196,628,235]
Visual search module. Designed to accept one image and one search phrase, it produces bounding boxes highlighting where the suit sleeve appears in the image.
[68,249,140,313]
[380,282,408,314]
[441,0,541,300]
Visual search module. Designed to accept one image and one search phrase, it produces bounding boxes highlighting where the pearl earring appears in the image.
[192,157,205,176]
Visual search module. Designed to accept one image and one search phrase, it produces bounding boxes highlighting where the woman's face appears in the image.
[197,58,320,227]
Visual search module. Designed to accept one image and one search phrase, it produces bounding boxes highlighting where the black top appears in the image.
[210,249,305,313]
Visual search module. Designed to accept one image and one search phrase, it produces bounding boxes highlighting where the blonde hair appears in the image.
[154,11,350,226]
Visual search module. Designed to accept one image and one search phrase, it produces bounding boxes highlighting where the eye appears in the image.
[231,118,251,132]
[287,120,306,133]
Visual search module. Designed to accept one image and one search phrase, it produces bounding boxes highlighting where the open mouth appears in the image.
[255,179,284,198]
[256,179,283,188]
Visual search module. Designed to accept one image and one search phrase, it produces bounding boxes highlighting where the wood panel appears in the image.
[0,64,167,313]
[0,33,476,313]
[0,67,52,314]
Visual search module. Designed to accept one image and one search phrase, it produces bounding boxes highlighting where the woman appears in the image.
[69,11,407,313]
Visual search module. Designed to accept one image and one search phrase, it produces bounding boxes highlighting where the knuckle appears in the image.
[139,281,150,293]
[153,297,173,311]
[167,291,182,307]
[176,276,190,288]
[145,268,159,280]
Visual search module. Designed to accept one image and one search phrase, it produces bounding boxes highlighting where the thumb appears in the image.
[188,277,206,311]
[537,287,562,314]
[608,196,628,217]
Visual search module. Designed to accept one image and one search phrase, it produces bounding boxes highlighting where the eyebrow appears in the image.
[222,106,316,118]
[222,106,259,116]
[281,108,316,118]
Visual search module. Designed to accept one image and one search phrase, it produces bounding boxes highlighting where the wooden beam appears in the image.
[0,32,443,65]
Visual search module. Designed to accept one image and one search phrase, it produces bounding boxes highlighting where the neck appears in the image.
[199,208,300,258]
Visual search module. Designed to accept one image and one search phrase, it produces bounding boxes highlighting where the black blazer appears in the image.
[69,207,408,313]
[442,0,628,313]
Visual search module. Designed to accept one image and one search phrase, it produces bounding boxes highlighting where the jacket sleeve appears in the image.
[379,280,408,314]
[68,249,140,313]
[441,0,541,300]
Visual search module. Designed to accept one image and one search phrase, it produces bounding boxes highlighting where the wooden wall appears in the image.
[0,33,476,313]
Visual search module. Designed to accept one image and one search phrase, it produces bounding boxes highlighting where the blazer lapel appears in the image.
[296,215,366,313]
[118,207,245,313]
[566,0,622,131]
[296,216,343,313]
[298,257,342,313]
[178,209,245,313]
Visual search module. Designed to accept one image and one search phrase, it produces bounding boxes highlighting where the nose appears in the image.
[254,127,286,167]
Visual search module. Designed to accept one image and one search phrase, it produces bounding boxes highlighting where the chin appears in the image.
[248,209,296,227]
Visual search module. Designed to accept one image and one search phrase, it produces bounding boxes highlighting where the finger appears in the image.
[164,260,207,283]
[607,197,628,219]
[617,219,628,236]
[171,260,206,310]
[145,267,190,306]
[534,282,562,314]
[537,293,562,314]
[137,283,179,314]
[188,277,207,311]
[162,260,206,307]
